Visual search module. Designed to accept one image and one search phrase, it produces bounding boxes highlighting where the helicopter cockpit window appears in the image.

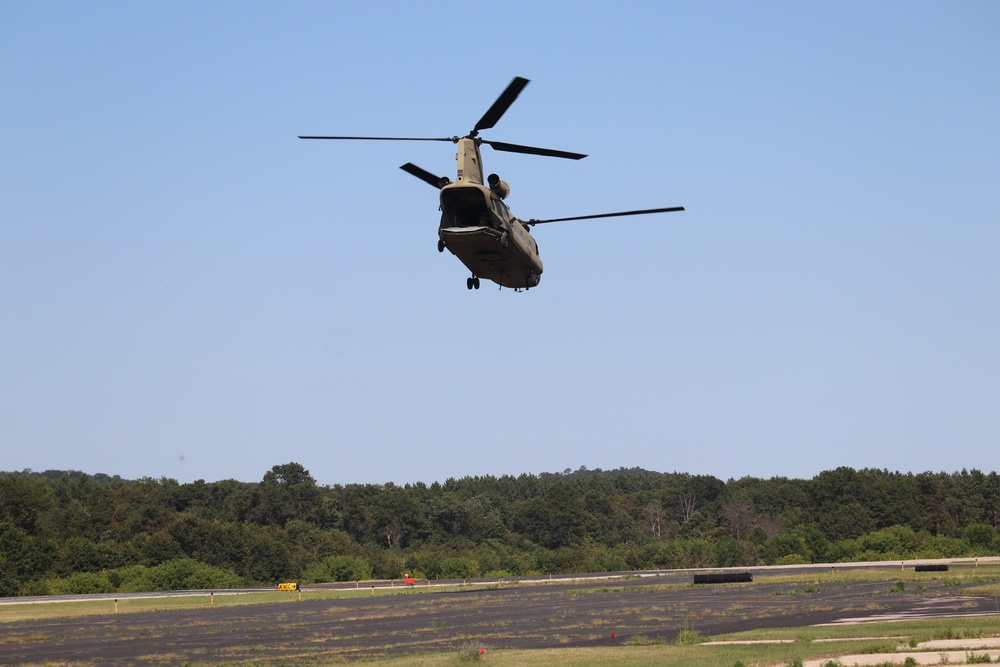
[494,199,511,224]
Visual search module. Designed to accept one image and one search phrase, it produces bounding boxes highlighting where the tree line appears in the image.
[1,463,999,596]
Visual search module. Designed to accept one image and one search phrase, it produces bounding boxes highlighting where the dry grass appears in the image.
[0,584,497,623]
[358,616,1000,667]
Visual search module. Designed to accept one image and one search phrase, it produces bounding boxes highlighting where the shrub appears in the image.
[858,525,918,558]
[439,557,479,579]
[49,572,114,595]
[328,555,372,582]
[456,642,486,662]
[776,553,808,565]
[135,559,243,591]
[964,524,996,550]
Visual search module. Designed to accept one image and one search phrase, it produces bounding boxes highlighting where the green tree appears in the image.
[439,556,479,579]
[964,523,996,550]
[305,554,371,582]
[761,527,827,564]
[135,558,242,591]
[0,522,48,595]
[50,571,115,595]
[283,519,351,575]
[858,525,918,558]
[241,529,291,583]
[136,530,184,565]
[371,484,426,549]
[254,463,321,527]
[817,501,875,541]
[0,475,53,532]
[515,481,588,549]
[714,537,749,567]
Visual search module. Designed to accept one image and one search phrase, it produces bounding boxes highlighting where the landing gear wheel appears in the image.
[473,277,480,290]
[437,240,445,253]
[466,277,474,290]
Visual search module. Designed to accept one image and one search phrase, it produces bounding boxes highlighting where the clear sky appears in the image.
[2,1,997,486]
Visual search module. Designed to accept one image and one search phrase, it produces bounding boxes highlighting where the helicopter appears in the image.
[300,77,684,290]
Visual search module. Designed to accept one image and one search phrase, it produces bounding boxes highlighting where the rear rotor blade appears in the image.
[299,135,457,143]
[528,207,685,225]
[473,77,529,134]
[484,140,587,160]
[400,163,451,189]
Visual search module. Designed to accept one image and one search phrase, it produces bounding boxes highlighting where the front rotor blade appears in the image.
[473,77,530,134]
[484,140,587,160]
[529,207,685,225]
[400,163,450,189]
[299,135,457,143]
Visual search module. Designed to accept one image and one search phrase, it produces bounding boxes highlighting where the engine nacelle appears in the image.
[487,173,510,200]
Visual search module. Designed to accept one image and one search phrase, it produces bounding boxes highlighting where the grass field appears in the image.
[0,583,478,622]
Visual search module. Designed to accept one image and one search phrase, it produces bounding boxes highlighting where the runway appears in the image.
[1,563,998,665]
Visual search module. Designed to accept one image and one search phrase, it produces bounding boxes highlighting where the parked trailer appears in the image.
[914,564,949,572]
[693,572,753,584]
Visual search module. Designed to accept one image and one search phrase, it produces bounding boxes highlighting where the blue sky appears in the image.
[2,1,997,486]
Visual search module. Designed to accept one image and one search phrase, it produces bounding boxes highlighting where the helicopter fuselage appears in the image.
[299,76,683,291]
[437,137,542,289]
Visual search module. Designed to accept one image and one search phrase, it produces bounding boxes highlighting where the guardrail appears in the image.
[4,557,998,606]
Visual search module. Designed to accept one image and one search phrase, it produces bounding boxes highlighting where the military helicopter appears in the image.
[300,77,684,290]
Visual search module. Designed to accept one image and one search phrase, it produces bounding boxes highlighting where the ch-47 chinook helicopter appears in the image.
[300,77,684,290]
